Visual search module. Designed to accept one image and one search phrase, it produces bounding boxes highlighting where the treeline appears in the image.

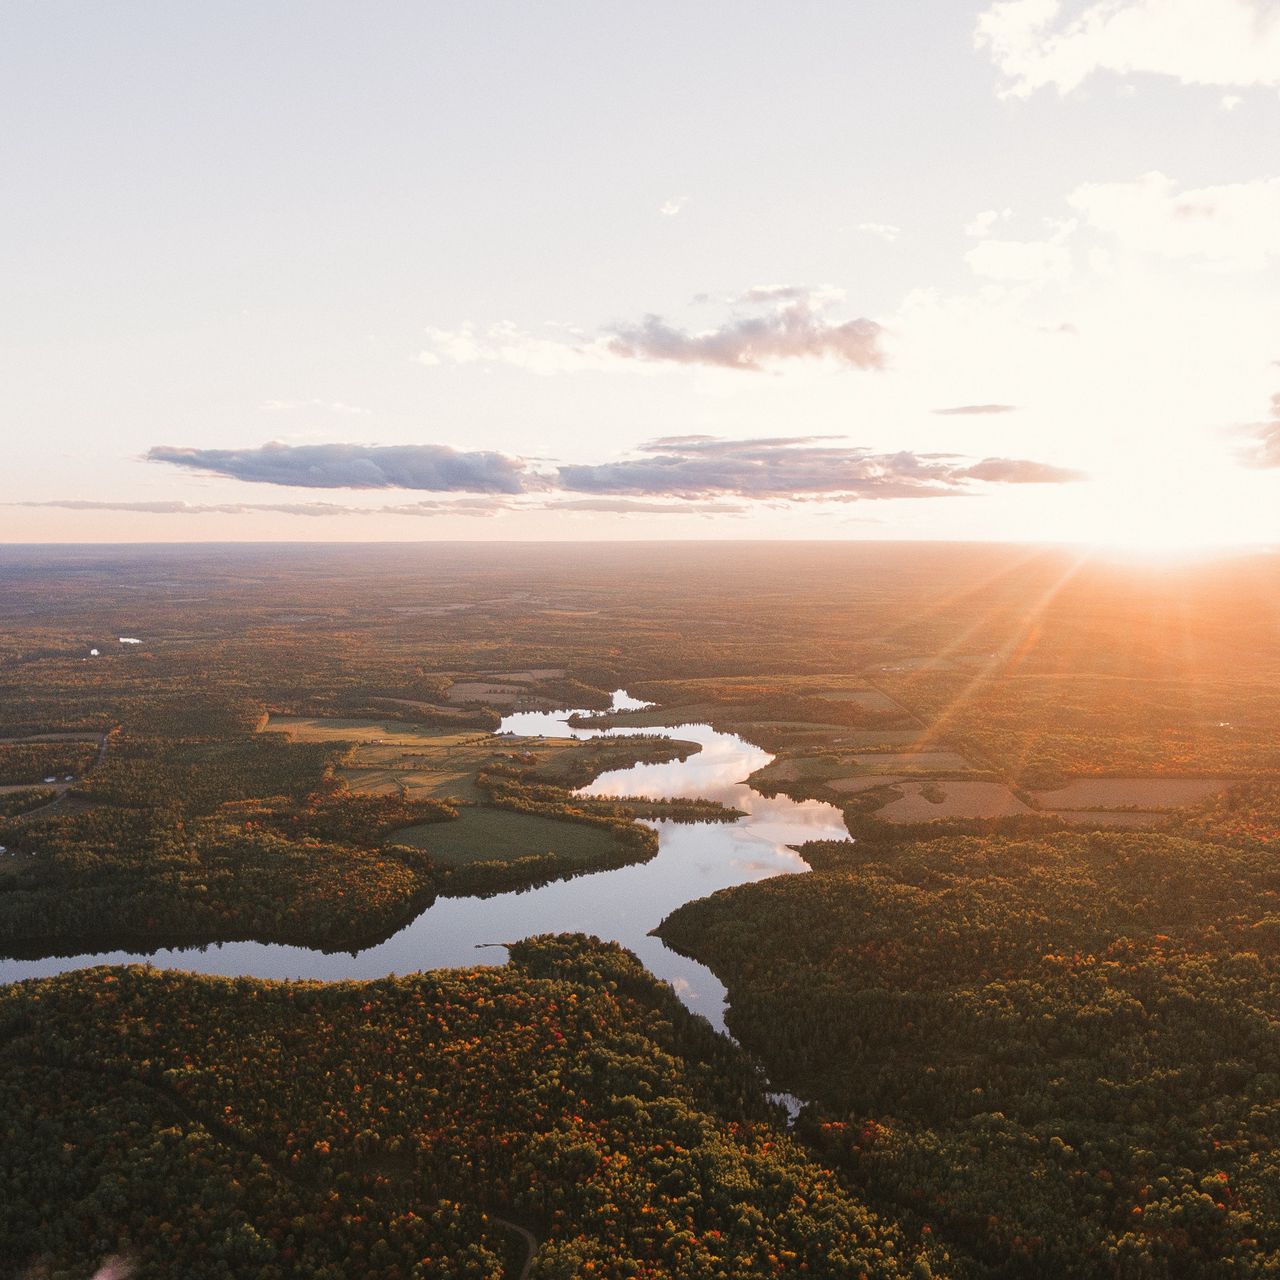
[1,935,944,1279]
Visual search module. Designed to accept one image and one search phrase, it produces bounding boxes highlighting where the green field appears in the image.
[392,806,623,868]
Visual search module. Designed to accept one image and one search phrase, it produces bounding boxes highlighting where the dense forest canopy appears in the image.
[6,543,1280,1277]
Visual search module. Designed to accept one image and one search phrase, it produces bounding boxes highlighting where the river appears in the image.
[0,692,850,1033]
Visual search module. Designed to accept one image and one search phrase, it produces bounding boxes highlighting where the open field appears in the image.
[825,775,907,796]
[849,749,974,773]
[1032,776,1237,811]
[487,667,566,681]
[271,715,696,804]
[750,747,978,795]
[873,779,1032,821]
[271,716,498,801]
[444,680,524,705]
[394,807,624,869]
[816,688,907,712]
[269,715,473,746]
[1053,808,1160,828]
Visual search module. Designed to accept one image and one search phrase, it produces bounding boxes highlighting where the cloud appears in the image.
[660,195,690,217]
[555,435,1083,499]
[1069,172,1280,268]
[965,208,1014,237]
[146,442,531,492]
[965,236,1073,283]
[131,433,1084,512]
[606,292,884,371]
[418,287,880,375]
[976,0,1280,97]
[856,222,902,243]
[933,403,1019,415]
[734,284,839,305]
[11,498,508,518]
[959,456,1089,482]
[1237,392,1280,467]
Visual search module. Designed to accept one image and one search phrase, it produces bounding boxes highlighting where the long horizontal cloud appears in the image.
[146,442,529,492]
[141,435,1086,506]
[556,436,1084,499]
[607,299,883,371]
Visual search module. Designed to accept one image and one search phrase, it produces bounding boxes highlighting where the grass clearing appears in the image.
[268,715,461,746]
[445,681,525,705]
[1054,809,1161,828]
[817,689,906,713]
[829,730,924,748]
[827,776,907,795]
[1032,777,1237,811]
[874,781,1032,822]
[392,807,622,869]
[272,714,682,804]
[850,750,974,774]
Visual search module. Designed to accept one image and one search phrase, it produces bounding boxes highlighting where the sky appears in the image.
[4,0,1280,547]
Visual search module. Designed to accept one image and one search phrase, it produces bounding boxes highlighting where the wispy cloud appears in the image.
[976,0,1280,97]
[418,287,883,374]
[856,222,902,243]
[933,403,1019,416]
[959,456,1086,482]
[146,442,531,492]
[606,290,884,371]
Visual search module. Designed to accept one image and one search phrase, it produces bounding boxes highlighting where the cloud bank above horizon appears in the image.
[137,435,1085,510]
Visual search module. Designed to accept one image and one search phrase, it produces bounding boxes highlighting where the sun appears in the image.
[1070,458,1277,557]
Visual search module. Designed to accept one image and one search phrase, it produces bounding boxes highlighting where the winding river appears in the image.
[0,692,850,1033]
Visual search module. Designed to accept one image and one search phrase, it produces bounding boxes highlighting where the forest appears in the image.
[1,935,943,1279]
[660,821,1280,1276]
